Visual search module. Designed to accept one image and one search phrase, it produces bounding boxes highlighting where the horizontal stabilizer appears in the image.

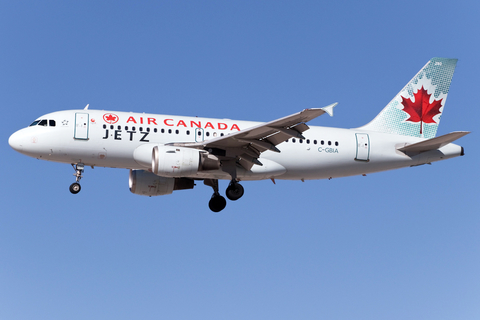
[398,131,470,154]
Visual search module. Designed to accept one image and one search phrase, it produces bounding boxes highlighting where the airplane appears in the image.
[8,58,469,212]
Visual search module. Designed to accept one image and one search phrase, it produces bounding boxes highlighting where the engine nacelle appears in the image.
[152,145,219,177]
[129,169,194,196]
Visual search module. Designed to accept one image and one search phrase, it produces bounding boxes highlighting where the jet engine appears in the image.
[129,169,195,196]
[152,145,220,177]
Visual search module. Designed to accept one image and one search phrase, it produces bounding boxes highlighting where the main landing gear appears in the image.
[69,163,84,194]
[204,179,244,212]
[226,180,244,201]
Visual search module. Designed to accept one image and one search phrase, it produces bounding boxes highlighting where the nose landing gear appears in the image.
[69,163,84,194]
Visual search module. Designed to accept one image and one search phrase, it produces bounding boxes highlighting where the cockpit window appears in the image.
[29,119,56,127]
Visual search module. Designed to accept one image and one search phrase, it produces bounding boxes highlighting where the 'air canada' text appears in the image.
[124,116,241,131]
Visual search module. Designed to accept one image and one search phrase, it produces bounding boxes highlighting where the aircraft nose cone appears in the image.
[8,130,24,152]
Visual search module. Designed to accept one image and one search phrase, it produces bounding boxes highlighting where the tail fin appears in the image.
[359,58,457,139]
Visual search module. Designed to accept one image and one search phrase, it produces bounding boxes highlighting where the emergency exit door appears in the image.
[74,113,89,140]
[355,133,370,161]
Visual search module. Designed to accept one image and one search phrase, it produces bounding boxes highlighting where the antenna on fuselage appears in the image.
[84,104,89,110]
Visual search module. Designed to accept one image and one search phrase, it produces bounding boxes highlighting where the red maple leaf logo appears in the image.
[401,86,443,134]
[103,113,119,124]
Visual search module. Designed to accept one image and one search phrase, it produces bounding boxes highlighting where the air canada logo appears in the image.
[401,86,443,134]
[103,113,119,124]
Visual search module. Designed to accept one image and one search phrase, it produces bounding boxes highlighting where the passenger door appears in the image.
[74,113,89,140]
[355,133,370,161]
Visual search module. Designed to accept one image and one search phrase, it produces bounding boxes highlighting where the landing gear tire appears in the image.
[226,182,244,201]
[69,182,81,194]
[209,194,227,212]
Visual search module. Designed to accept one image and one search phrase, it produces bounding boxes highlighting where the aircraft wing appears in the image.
[170,103,337,169]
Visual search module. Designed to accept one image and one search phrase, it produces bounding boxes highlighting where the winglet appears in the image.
[321,102,337,117]
[84,104,89,110]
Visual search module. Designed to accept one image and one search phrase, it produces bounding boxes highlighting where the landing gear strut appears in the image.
[70,163,84,194]
[204,179,227,212]
[220,160,245,205]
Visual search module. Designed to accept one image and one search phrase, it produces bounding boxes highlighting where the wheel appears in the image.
[226,182,244,201]
[69,182,81,194]
[209,194,227,212]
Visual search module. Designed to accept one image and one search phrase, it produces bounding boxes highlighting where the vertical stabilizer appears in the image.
[359,58,457,138]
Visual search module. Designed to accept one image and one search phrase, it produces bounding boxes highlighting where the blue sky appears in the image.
[1,1,479,319]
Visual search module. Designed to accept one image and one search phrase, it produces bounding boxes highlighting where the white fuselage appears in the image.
[9,109,463,181]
